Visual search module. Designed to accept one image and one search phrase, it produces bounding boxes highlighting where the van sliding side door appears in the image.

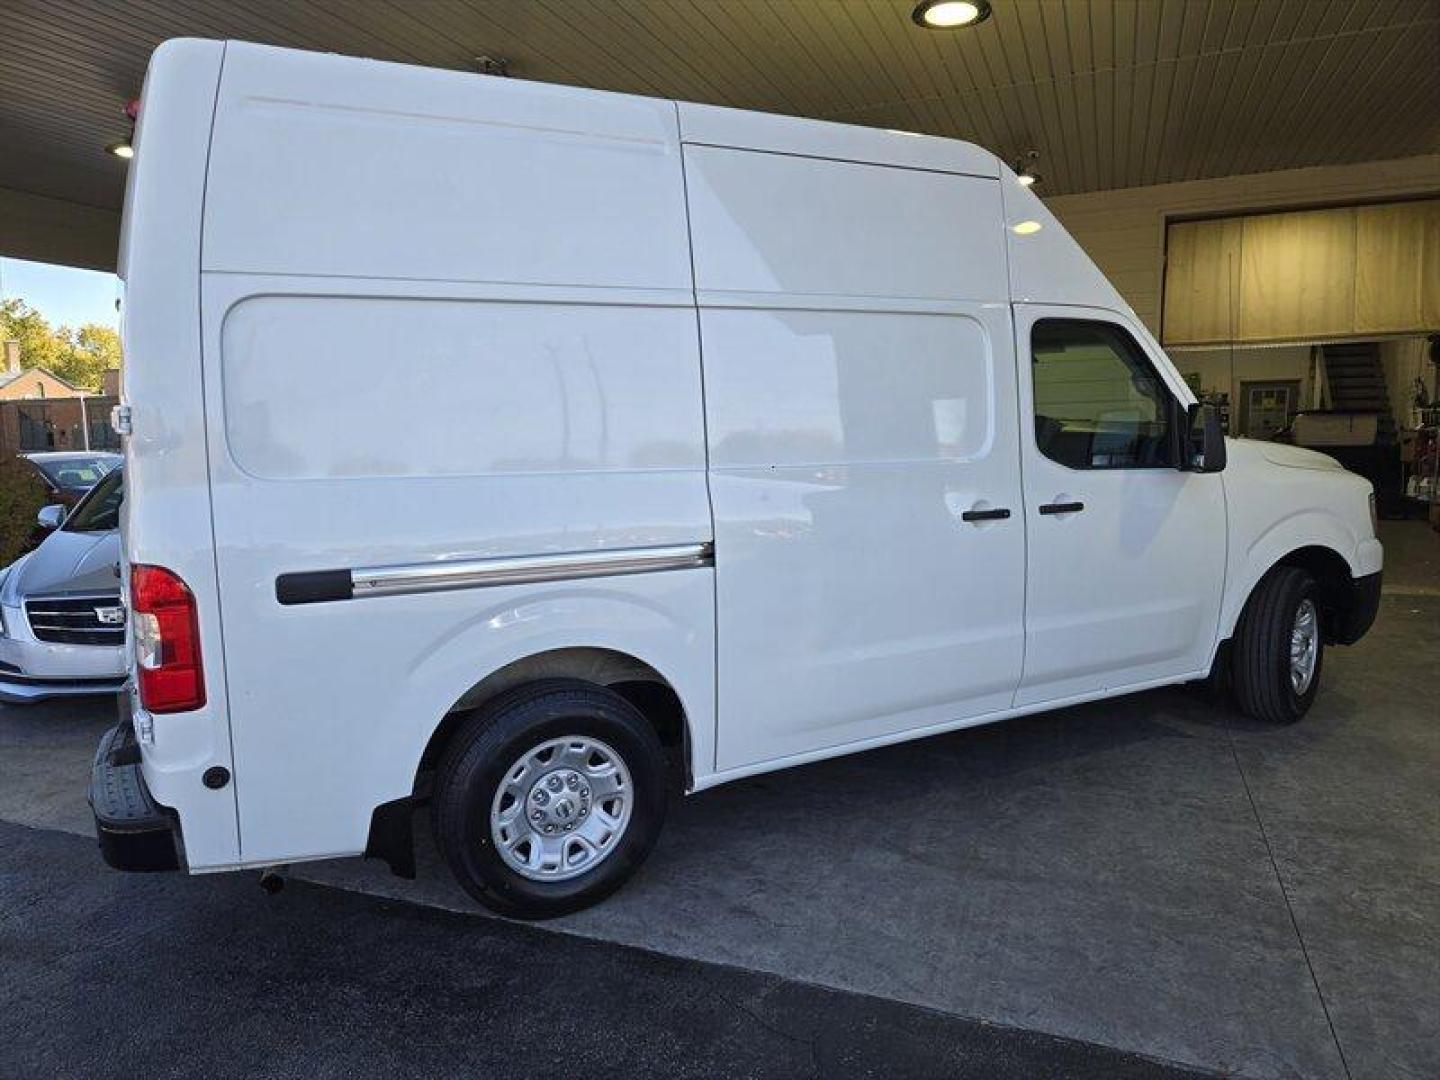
[679,143,1028,771]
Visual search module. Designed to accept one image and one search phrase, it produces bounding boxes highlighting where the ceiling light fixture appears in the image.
[1012,149,1041,188]
[912,0,992,30]
[106,98,140,162]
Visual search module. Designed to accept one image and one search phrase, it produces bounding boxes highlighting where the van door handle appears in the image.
[961,507,1012,522]
[1038,501,1085,515]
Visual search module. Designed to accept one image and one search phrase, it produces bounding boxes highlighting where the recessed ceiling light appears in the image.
[1016,171,1040,188]
[106,141,134,160]
[1011,220,1042,235]
[912,0,992,29]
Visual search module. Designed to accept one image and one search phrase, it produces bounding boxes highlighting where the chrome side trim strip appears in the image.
[349,542,714,599]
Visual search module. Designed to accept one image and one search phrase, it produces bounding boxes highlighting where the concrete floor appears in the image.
[4,823,1217,1080]
[2,520,1436,1079]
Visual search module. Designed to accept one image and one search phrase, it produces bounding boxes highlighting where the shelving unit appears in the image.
[1402,413,1440,528]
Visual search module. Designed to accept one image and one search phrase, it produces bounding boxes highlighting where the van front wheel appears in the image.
[1232,567,1324,724]
[432,680,667,919]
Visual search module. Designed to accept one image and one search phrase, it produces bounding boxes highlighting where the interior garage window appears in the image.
[1031,319,1176,470]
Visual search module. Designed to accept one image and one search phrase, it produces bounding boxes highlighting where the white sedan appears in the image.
[0,467,126,704]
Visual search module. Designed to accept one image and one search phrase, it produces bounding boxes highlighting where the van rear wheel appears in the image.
[1232,567,1324,725]
[431,680,667,919]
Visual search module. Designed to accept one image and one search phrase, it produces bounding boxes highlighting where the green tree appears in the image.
[53,324,122,390]
[0,455,47,565]
[0,298,121,391]
[0,298,65,371]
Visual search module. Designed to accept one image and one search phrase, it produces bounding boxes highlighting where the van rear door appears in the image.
[119,39,240,869]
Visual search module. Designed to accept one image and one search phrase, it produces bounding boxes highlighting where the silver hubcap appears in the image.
[1290,598,1319,695]
[490,736,633,882]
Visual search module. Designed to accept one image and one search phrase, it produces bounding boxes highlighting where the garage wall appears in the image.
[1044,154,1440,429]
[1160,338,1431,433]
[1170,345,1313,422]
[1162,199,1440,346]
[1381,337,1431,428]
[1044,154,1440,338]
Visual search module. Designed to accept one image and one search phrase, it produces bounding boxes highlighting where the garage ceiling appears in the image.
[3,0,1439,218]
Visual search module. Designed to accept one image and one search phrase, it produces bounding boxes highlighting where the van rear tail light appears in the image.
[132,564,205,713]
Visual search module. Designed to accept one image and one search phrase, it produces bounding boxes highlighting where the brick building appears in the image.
[0,339,118,454]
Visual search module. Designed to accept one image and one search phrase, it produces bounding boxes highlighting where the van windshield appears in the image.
[62,466,124,533]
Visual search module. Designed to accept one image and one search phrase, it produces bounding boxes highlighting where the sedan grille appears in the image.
[26,595,127,646]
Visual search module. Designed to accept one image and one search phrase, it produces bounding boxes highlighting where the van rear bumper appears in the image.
[89,718,183,872]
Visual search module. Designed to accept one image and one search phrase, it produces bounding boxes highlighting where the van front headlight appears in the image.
[1369,491,1378,537]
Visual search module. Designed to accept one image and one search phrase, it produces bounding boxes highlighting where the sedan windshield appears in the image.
[62,467,123,533]
[34,455,119,493]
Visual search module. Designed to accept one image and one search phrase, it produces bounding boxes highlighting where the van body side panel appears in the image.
[680,143,1026,771]
[999,173,1196,409]
[118,39,242,867]
[677,101,1000,178]
[200,48,713,864]
[203,43,691,289]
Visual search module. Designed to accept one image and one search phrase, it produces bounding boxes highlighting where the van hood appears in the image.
[1227,438,1344,474]
[5,529,121,600]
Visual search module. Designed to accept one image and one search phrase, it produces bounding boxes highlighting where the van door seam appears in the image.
[673,100,722,781]
[196,41,246,860]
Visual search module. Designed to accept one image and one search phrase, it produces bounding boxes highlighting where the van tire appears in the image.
[1231,567,1324,725]
[431,679,667,919]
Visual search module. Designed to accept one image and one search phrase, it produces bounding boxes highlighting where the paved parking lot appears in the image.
[4,821,1222,1080]
[2,523,1436,1079]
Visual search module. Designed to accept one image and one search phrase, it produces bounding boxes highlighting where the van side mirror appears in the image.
[1184,403,1226,473]
[36,504,66,530]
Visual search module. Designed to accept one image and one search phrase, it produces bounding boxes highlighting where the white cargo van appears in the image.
[93,40,1382,918]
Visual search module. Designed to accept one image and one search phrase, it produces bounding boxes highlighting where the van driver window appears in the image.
[1030,319,1176,470]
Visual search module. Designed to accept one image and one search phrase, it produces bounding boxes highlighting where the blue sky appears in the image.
[0,257,121,330]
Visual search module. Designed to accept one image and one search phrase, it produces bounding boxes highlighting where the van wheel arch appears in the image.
[416,648,691,795]
[364,649,691,882]
[1207,544,1360,695]
[1265,545,1355,645]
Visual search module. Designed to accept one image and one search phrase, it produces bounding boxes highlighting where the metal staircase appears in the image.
[1321,343,1395,444]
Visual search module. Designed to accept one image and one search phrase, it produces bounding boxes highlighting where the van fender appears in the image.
[383,578,715,804]
[1217,508,1364,643]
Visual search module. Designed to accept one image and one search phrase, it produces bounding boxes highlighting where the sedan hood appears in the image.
[6,529,121,599]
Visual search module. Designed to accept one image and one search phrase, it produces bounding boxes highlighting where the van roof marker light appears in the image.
[1012,150,1041,188]
[1012,220,1042,236]
[912,1,992,30]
